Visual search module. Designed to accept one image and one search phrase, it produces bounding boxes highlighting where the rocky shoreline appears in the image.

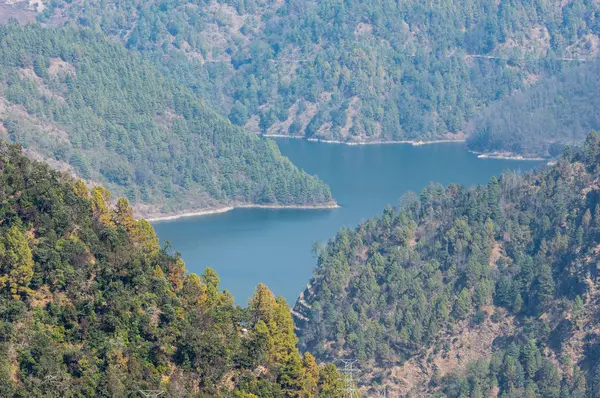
[263,133,466,146]
[470,151,547,161]
[144,202,340,222]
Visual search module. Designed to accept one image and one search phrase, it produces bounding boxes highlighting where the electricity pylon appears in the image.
[137,390,165,398]
[338,359,360,398]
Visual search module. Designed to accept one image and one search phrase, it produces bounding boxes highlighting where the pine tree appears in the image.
[278,350,305,398]
[114,197,136,231]
[318,364,344,398]
[591,364,600,398]
[303,352,320,396]
[535,263,555,311]
[521,339,540,379]
[249,283,278,325]
[572,296,584,327]
[249,320,273,366]
[571,366,587,398]
[271,296,299,364]
[91,186,113,225]
[584,131,600,169]
[132,219,159,257]
[201,267,221,303]
[455,288,472,318]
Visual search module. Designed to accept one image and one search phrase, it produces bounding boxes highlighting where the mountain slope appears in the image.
[0,141,344,397]
[468,57,600,158]
[0,23,333,217]
[15,0,600,145]
[294,132,600,396]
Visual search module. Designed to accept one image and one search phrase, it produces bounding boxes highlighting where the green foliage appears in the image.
[0,24,332,214]
[36,0,600,145]
[0,142,341,397]
[296,132,600,395]
[0,226,34,298]
[468,60,600,157]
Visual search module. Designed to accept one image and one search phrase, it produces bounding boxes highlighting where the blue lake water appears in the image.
[153,140,542,305]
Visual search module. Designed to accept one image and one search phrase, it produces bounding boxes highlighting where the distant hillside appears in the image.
[0,23,333,218]
[295,132,600,396]
[8,0,600,147]
[468,58,600,158]
[0,141,345,397]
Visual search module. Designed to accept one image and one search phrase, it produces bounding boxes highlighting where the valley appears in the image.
[1,0,600,396]
[153,139,541,304]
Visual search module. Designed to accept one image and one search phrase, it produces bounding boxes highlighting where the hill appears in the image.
[294,132,600,396]
[10,0,600,146]
[0,140,344,397]
[468,58,600,158]
[0,23,333,218]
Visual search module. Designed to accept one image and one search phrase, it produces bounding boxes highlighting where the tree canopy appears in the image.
[0,141,343,397]
[31,0,600,147]
[0,23,333,216]
[296,132,600,396]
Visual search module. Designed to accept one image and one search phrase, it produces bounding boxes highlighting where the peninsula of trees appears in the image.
[0,23,333,217]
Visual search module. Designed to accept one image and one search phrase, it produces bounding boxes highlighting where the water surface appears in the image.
[153,141,542,304]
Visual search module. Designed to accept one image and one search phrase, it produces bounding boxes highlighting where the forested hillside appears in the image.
[468,58,600,158]
[0,23,333,217]
[17,0,600,145]
[295,132,600,396]
[0,141,344,397]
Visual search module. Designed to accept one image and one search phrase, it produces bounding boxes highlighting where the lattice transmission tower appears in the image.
[137,390,165,398]
[338,359,360,398]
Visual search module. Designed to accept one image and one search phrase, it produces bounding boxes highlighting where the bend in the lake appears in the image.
[152,140,543,304]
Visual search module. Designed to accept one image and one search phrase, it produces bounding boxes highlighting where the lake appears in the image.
[152,140,543,305]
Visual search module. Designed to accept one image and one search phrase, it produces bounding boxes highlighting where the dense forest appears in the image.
[468,57,600,158]
[0,23,333,216]
[295,132,600,396]
[0,141,346,397]
[23,0,600,146]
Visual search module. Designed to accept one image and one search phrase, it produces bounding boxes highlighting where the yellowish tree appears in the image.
[303,352,320,396]
[167,257,186,291]
[270,296,298,364]
[114,197,136,232]
[248,283,277,324]
[0,226,34,298]
[181,273,208,307]
[73,180,89,198]
[201,268,221,304]
[91,186,113,225]
[132,219,160,257]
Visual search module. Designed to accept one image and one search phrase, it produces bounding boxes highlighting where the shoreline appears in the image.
[470,150,547,161]
[263,134,305,139]
[264,135,548,160]
[263,134,466,146]
[263,134,548,159]
[145,202,340,222]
